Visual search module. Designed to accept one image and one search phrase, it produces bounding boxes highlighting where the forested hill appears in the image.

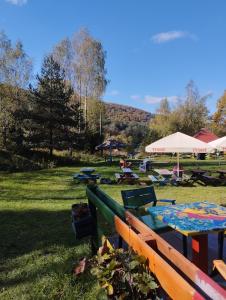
[104,102,153,124]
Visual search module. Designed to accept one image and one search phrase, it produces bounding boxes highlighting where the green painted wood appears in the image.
[121,186,157,209]
[139,214,169,231]
[95,187,125,220]
[86,188,116,227]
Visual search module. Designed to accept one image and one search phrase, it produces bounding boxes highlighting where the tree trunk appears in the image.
[49,127,53,157]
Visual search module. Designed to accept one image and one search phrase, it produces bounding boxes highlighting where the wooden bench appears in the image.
[115,173,139,184]
[148,175,167,186]
[121,187,176,233]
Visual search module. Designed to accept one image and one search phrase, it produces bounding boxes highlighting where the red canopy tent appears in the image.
[193,128,218,143]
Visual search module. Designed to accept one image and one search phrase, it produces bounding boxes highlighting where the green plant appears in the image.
[89,243,159,299]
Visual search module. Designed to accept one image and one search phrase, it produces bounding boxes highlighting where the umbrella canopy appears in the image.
[208,136,226,151]
[145,132,213,176]
[145,132,213,153]
[95,139,126,151]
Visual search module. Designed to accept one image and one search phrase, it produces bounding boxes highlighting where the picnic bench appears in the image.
[148,174,167,186]
[115,168,139,184]
[145,201,226,273]
[73,167,101,183]
[86,185,226,299]
[190,169,223,186]
[121,187,176,234]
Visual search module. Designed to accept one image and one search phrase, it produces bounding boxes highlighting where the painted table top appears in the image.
[80,167,95,174]
[146,202,226,236]
[154,169,173,176]
[122,168,133,173]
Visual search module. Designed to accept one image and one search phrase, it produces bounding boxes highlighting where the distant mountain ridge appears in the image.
[104,102,153,124]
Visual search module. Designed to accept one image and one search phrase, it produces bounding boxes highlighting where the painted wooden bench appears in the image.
[121,186,176,233]
[86,185,226,300]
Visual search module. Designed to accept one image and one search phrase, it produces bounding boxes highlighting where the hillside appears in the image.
[104,102,153,124]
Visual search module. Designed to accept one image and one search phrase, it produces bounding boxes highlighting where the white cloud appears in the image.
[151,31,196,44]
[6,0,27,5]
[144,95,179,104]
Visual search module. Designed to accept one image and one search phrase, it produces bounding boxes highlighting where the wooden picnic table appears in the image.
[74,168,100,183]
[216,170,226,179]
[154,168,173,177]
[145,202,226,273]
[115,168,139,184]
[80,167,95,175]
[190,169,207,176]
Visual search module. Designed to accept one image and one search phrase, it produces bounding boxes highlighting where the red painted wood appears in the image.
[192,235,208,273]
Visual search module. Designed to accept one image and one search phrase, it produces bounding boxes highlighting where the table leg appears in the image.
[192,234,208,273]
[182,235,187,257]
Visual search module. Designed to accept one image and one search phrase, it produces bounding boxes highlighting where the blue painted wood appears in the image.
[146,202,226,236]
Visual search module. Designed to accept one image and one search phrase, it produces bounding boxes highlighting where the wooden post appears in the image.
[218,231,224,259]
[88,198,99,254]
[192,234,208,273]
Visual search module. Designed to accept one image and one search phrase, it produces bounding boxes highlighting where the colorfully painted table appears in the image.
[146,202,226,273]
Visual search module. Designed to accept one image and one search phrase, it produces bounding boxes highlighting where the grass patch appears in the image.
[0,158,225,299]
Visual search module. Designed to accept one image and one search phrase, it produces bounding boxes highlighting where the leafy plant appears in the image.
[88,242,159,299]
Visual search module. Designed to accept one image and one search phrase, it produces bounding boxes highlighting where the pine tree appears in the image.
[27,55,82,155]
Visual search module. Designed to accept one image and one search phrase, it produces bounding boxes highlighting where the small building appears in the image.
[194,128,218,159]
[194,128,218,143]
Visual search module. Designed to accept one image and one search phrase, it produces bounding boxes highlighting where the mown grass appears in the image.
[0,158,225,299]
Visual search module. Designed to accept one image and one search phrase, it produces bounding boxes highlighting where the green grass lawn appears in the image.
[0,159,225,299]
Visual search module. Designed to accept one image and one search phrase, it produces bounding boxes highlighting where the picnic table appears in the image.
[154,169,173,177]
[80,167,95,175]
[190,169,206,177]
[145,201,226,273]
[73,168,100,183]
[115,168,139,184]
[216,170,226,179]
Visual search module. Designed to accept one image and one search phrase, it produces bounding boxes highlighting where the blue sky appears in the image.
[1,0,226,114]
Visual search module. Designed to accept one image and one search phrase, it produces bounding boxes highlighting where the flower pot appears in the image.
[71,203,94,239]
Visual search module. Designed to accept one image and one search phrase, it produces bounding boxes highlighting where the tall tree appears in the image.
[173,80,209,135]
[52,38,74,84]
[72,28,108,126]
[27,55,81,156]
[211,91,226,136]
[51,29,108,139]
[149,98,172,139]
[0,31,32,150]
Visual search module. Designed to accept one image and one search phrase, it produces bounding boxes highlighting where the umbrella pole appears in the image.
[177,152,179,177]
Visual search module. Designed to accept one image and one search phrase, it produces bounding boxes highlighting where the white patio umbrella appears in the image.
[145,132,213,176]
[208,136,226,152]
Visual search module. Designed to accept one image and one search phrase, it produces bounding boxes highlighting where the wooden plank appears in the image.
[114,215,204,300]
[192,235,208,273]
[213,260,226,280]
[95,186,125,220]
[125,211,226,300]
[86,188,115,227]
[86,187,226,299]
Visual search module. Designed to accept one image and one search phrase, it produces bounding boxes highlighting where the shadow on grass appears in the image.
[0,208,98,296]
[0,209,85,261]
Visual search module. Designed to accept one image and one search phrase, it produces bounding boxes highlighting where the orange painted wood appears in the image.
[125,211,226,300]
[213,260,226,280]
[192,235,208,273]
[114,215,204,300]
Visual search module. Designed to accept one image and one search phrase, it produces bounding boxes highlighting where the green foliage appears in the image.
[211,91,226,136]
[0,31,32,152]
[27,55,82,155]
[149,81,209,138]
[90,246,159,299]
[0,160,225,299]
